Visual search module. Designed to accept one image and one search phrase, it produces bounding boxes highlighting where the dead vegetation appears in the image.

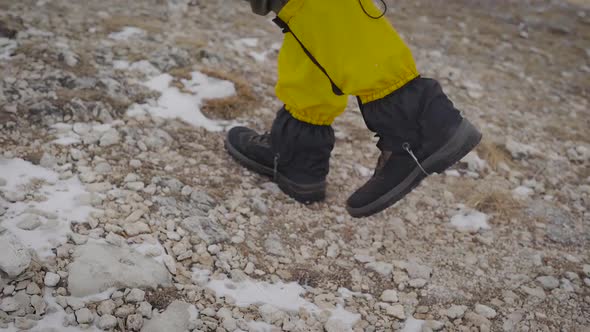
[199,69,259,121]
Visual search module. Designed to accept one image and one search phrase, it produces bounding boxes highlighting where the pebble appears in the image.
[385,304,406,319]
[31,294,46,314]
[97,314,118,329]
[445,305,468,319]
[536,276,560,290]
[43,272,61,287]
[26,282,41,295]
[163,255,177,275]
[75,308,94,324]
[0,297,19,312]
[408,278,427,288]
[99,129,121,147]
[98,299,117,316]
[126,288,145,303]
[365,261,393,277]
[380,289,398,303]
[475,304,497,319]
[124,222,151,236]
[137,301,153,318]
[14,317,37,330]
[406,262,432,280]
[127,313,144,331]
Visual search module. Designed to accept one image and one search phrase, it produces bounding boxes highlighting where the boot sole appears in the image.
[347,118,482,218]
[224,139,326,204]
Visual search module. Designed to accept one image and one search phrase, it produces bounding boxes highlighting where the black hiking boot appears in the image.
[347,77,482,218]
[225,108,335,204]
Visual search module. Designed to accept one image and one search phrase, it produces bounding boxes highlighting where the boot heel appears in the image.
[426,119,483,174]
[276,174,326,204]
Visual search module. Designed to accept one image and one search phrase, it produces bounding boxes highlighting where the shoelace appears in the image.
[402,142,430,176]
[273,153,280,181]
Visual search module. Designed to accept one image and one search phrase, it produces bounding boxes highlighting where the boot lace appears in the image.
[402,142,430,176]
[250,132,271,145]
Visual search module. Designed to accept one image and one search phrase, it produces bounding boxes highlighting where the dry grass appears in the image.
[102,15,165,34]
[475,138,515,171]
[199,69,259,120]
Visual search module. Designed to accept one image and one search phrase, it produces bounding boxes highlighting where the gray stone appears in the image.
[127,314,144,331]
[137,302,153,318]
[68,243,172,297]
[124,222,151,236]
[75,308,94,324]
[97,314,118,330]
[141,300,196,332]
[126,288,145,303]
[475,304,497,319]
[445,305,468,319]
[528,201,584,245]
[98,299,117,316]
[536,276,559,290]
[0,297,19,312]
[181,216,228,245]
[99,129,121,147]
[31,294,46,314]
[380,289,398,303]
[0,232,32,277]
[365,261,393,277]
[385,304,405,319]
[25,282,41,295]
[406,261,432,280]
[264,233,289,257]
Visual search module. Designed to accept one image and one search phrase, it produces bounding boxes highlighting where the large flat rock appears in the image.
[68,243,172,297]
[0,232,32,278]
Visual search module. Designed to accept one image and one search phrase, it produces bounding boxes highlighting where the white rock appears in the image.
[583,264,590,277]
[26,282,41,295]
[380,289,398,303]
[127,181,145,191]
[67,297,85,310]
[124,222,151,236]
[445,305,468,319]
[75,308,94,324]
[0,297,19,312]
[125,210,145,223]
[98,299,117,316]
[408,278,427,288]
[67,243,172,297]
[105,232,126,247]
[326,244,340,258]
[365,261,394,277]
[406,262,432,280]
[99,129,121,147]
[0,233,32,278]
[475,304,497,319]
[126,288,145,303]
[536,276,559,290]
[97,314,118,329]
[127,314,143,331]
[137,301,153,318]
[385,304,406,319]
[163,255,177,275]
[30,295,46,315]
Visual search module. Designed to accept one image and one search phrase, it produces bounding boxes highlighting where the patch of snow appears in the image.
[445,169,461,177]
[234,37,259,48]
[356,165,372,177]
[198,271,360,331]
[132,237,167,264]
[0,158,96,259]
[461,151,487,172]
[108,26,146,41]
[401,317,426,332]
[450,209,490,233]
[127,71,237,131]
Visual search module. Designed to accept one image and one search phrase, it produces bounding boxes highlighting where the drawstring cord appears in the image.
[358,0,387,19]
[273,153,280,181]
[402,142,430,176]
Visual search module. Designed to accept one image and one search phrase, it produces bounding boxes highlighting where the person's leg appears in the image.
[225,23,348,203]
[274,0,481,217]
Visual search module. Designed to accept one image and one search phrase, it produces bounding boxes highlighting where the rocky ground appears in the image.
[0,0,589,331]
